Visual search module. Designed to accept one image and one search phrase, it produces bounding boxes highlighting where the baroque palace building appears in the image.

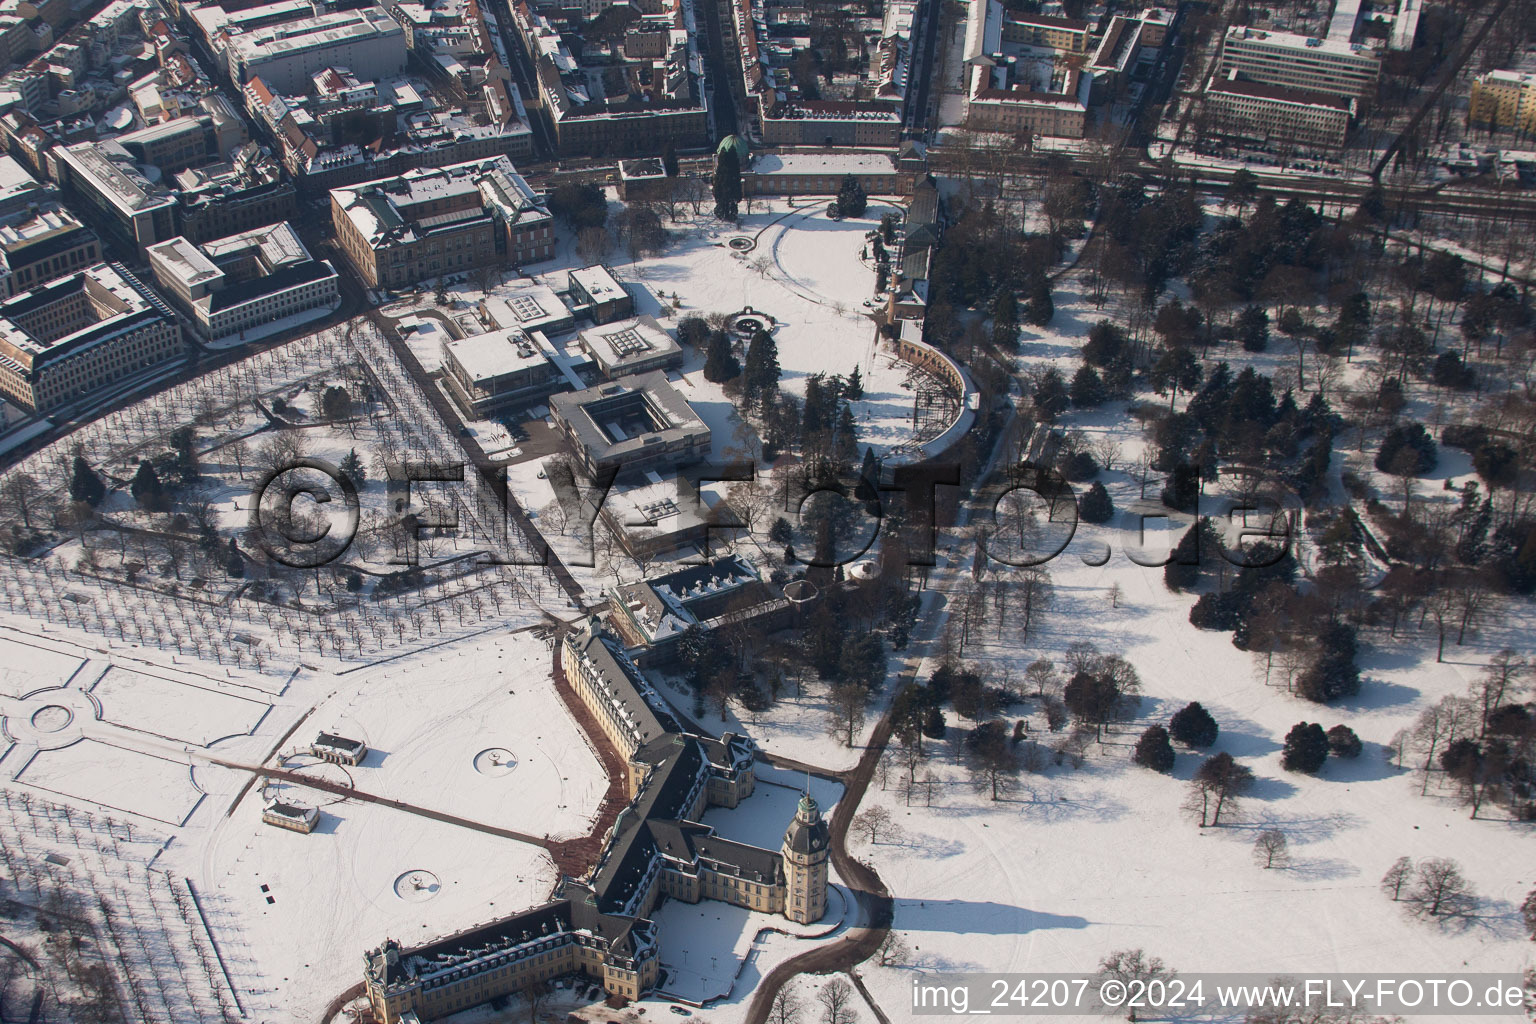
[362,618,830,1023]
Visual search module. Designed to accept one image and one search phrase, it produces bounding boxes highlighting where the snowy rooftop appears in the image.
[199,221,311,272]
[577,314,679,373]
[749,151,898,175]
[444,327,553,384]
[332,156,543,249]
[1224,24,1379,59]
[0,154,41,207]
[0,208,88,253]
[481,280,573,333]
[146,236,221,288]
[569,264,625,302]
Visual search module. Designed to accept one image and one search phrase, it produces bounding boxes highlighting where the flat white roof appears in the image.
[570,265,625,300]
[445,328,552,383]
[1224,24,1378,60]
[200,220,310,270]
[580,315,677,366]
[148,236,221,286]
[750,151,897,174]
[481,280,571,330]
[0,154,39,203]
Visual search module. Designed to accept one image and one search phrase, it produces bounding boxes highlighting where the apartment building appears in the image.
[1469,69,1536,134]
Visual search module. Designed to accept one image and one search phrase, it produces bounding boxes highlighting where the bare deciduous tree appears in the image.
[1403,857,1478,920]
[768,986,804,1024]
[1253,829,1289,868]
[850,806,901,845]
[875,930,910,968]
[1380,856,1414,900]
[817,978,858,1024]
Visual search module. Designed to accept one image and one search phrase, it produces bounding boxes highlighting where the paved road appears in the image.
[742,702,896,1024]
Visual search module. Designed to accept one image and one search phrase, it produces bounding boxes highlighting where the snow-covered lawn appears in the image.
[205,791,558,1023]
[304,630,606,840]
[0,634,84,697]
[17,739,203,826]
[90,667,270,746]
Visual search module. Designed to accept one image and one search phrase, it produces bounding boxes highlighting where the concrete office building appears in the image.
[224,6,407,94]
[440,327,563,417]
[1203,73,1354,150]
[549,371,710,480]
[576,314,680,379]
[1217,26,1380,100]
[146,222,338,341]
[51,142,178,251]
[565,265,631,324]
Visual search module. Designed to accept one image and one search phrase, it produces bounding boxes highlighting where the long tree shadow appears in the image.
[896,898,1091,936]
[1332,677,1422,712]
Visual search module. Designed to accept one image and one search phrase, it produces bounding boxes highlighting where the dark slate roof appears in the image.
[379,900,574,986]
[566,625,681,746]
[692,835,784,882]
[206,259,336,313]
[784,797,829,856]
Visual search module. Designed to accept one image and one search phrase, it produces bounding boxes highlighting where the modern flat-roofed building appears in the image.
[440,327,563,417]
[1217,26,1380,100]
[566,265,631,324]
[616,158,669,202]
[113,99,249,175]
[51,142,178,251]
[742,150,915,195]
[146,222,339,342]
[577,314,680,379]
[477,278,574,336]
[225,6,407,94]
[549,371,710,480]
[331,156,554,289]
[1203,73,1354,149]
[0,155,47,219]
[1469,69,1536,134]
[0,262,182,413]
[0,207,101,298]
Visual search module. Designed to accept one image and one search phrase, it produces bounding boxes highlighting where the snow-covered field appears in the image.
[0,196,1532,1024]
